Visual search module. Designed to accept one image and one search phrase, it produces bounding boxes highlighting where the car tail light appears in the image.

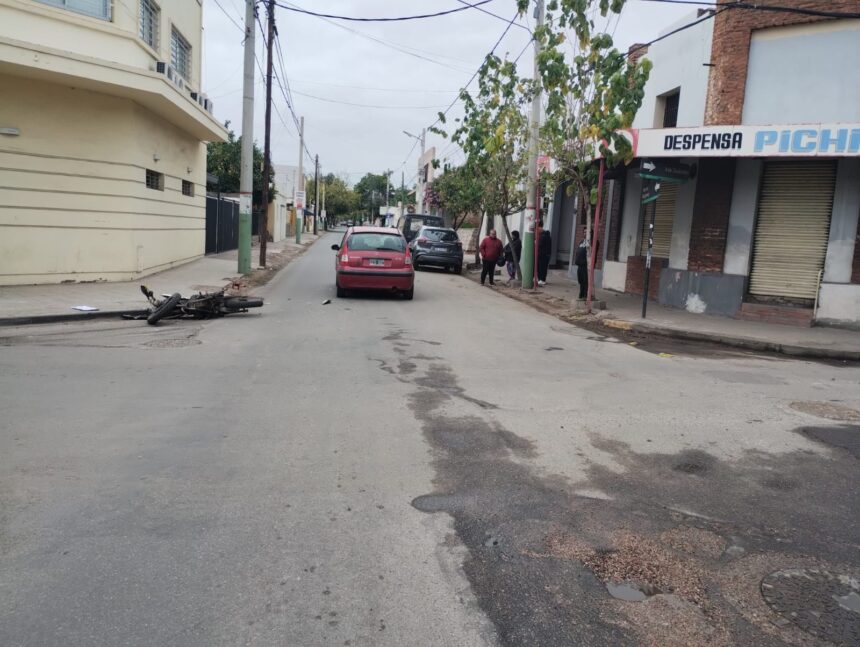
[404,254,412,265]
[340,254,349,263]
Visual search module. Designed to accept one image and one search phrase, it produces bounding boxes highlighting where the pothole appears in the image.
[606,581,662,602]
[761,568,860,644]
[790,401,860,422]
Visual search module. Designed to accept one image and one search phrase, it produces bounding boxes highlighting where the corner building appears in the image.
[588,2,860,328]
[0,0,227,285]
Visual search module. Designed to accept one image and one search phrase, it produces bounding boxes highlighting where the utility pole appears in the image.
[258,0,275,268]
[417,128,426,212]
[521,0,544,289]
[238,0,256,274]
[313,155,319,235]
[321,181,327,230]
[401,170,405,219]
[296,116,304,244]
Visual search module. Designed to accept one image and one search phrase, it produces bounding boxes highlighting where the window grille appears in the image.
[35,0,111,21]
[139,0,160,50]
[171,27,191,81]
[146,169,164,191]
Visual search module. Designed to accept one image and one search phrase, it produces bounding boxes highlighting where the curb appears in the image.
[0,309,148,328]
[600,318,860,362]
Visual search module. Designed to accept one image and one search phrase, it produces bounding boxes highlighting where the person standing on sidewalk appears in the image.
[537,225,552,286]
[479,229,504,286]
[574,238,589,300]
[504,230,522,285]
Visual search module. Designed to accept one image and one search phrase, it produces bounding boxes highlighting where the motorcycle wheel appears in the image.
[147,293,182,325]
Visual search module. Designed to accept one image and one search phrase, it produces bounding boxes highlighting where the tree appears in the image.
[434,54,530,267]
[205,125,274,208]
[424,163,482,230]
[306,173,359,221]
[354,172,395,221]
[519,0,651,302]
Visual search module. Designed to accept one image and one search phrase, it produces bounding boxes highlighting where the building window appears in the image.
[35,0,111,20]
[170,27,191,81]
[182,180,194,197]
[146,169,164,191]
[662,91,680,128]
[139,0,160,51]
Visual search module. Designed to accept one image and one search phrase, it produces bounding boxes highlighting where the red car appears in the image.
[332,226,414,300]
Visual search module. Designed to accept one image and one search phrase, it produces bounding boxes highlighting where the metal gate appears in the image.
[205,196,239,254]
[639,182,678,258]
[748,161,836,300]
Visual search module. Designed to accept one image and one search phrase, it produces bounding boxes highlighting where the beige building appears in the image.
[0,0,228,285]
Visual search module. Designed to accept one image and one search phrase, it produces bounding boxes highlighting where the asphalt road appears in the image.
[1,231,859,646]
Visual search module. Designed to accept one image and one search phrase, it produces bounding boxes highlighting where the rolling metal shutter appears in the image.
[749,161,836,300]
[639,182,678,258]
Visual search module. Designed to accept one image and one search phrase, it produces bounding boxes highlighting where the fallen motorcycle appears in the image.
[126,285,264,325]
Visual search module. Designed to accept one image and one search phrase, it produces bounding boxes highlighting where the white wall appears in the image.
[723,159,763,277]
[632,12,713,129]
[824,159,860,284]
[743,20,860,126]
[618,168,643,259]
[668,170,697,270]
[817,284,860,328]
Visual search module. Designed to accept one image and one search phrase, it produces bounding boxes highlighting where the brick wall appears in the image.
[705,1,860,125]
[687,158,736,272]
[625,255,667,300]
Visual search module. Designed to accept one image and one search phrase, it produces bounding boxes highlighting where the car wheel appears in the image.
[403,287,414,300]
[454,264,463,275]
[336,282,347,298]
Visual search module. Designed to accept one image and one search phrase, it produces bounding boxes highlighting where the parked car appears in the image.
[332,226,414,299]
[395,213,445,243]
[409,226,464,273]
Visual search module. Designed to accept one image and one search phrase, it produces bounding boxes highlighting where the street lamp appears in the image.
[403,128,426,213]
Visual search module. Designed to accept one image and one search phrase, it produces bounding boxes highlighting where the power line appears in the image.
[290,90,450,110]
[289,79,461,94]
[211,0,245,33]
[273,0,495,22]
[455,0,532,31]
[638,0,860,18]
[274,1,474,72]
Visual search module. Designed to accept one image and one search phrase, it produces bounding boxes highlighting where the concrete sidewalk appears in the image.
[487,267,860,360]
[0,235,320,325]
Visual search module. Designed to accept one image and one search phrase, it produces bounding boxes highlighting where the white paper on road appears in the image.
[71,305,99,312]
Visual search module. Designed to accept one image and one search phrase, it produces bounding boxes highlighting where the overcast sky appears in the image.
[201,0,694,187]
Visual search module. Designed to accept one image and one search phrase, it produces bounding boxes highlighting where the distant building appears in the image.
[0,0,228,285]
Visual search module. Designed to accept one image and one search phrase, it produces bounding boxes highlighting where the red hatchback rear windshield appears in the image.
[348,233,406,252]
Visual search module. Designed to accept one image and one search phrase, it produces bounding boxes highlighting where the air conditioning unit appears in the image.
[166,66,185,90]
[155,61,167,74]
[190,90,200,101]
[203,97,213,113]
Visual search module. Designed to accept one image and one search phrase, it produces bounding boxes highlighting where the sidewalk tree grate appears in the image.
[761,568,860,644]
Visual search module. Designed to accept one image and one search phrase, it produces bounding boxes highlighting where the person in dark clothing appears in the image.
[503,230,522,285]
[537,226,552,286]
[479,229,504,286]
[574,238,589,300]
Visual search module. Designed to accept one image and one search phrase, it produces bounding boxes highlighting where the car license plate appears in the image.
[369,258,385,266]
[433,247,447,252]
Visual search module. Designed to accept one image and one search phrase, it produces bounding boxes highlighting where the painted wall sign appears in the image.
[621,123,860,158]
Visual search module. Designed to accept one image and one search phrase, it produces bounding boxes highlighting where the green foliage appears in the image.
[524,0,652,202]
[354,171,395,208]
[444,54,530,225]
[306,173,359,218]
[205,126,273,207]
[425,163,483,230]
